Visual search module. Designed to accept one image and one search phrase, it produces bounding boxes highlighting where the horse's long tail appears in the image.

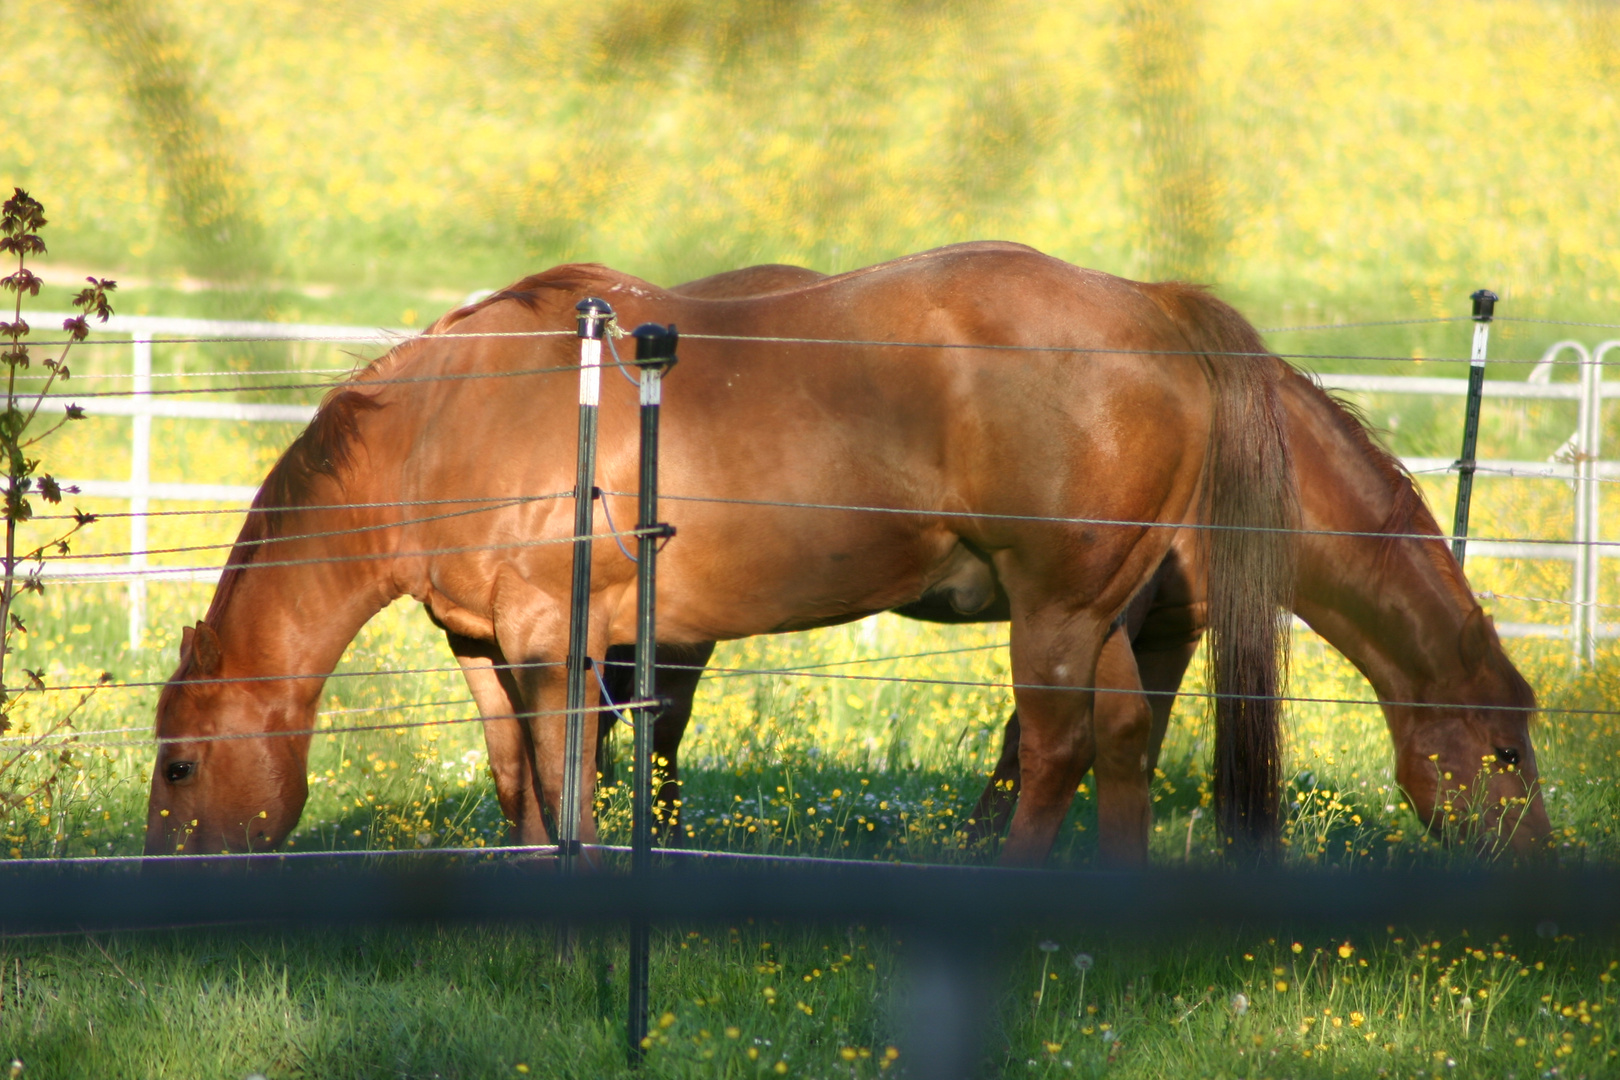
[1145,283,1298,849]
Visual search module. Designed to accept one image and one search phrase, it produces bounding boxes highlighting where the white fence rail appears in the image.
[26,316,1620,658]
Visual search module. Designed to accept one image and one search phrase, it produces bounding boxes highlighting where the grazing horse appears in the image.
[146,242,1296,862]
[959,368,1553,859]
[597,264,1551,863]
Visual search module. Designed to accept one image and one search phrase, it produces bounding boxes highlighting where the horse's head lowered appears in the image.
[1391,608,1551,857]
[144,621,310,855]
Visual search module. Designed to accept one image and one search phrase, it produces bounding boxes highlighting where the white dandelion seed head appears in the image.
[1039,940,1060,953]
[1230,992,1249,1015]
[1073,952,1094,971]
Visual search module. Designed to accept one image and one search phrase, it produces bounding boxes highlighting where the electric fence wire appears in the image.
[20,699,657,753]
[0,694,481,747]
[34,521,671,585]
[24,481,1620,576]
[4,326,1612,740]
[19,325,1620,393]
[2,317,1610,873]
[16,654,1620,754]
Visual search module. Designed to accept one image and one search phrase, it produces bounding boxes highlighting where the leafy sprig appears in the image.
[0,188,115,728]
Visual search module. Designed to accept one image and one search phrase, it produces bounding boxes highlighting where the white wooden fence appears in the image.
[28,315,1620,660]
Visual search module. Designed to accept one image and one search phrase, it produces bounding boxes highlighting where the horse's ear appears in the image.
[1459,606,1496,672]
[191,621,223,677]
[180,625,195,660]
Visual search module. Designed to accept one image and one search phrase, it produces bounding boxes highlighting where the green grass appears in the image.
[0,919,1616,1077]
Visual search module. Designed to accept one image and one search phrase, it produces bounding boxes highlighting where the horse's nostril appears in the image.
[1495,747,1521,766]
[164,760,196,783]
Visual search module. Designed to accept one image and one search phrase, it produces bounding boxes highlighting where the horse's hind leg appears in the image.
[967,631,1195,864]
[1091,628,1154,865]
[998,605,1109,867]
[597,641,717,845]
[447,631,548,845]
[1137,640,1201,774]
[966,714,1021,840]
[649,642,716,844]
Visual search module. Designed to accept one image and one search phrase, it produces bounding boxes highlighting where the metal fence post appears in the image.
[1577,345,1602,665]
[1451,289,1496,567]
[128,334,152,651]
[561,298,612,875]
[1584,340,1619,659]
[627,322,678,1065]
[1532,341,1594,651]
[894,931,991,1080]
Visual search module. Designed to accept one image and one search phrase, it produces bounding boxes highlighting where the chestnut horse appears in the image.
[146,242,1296,861]
[594,263,1551,862]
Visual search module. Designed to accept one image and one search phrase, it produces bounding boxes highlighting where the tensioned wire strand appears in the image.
[31,493,580,523]
[18,310,1617,358]
[0,695,479,746]
[27,485,1620,574]
[15,658,564,696]
[27,346,1620,393]
[1404,463,1620,488]
[43,699,656,752]
[3,317,1591,862]
[34,522,670,583]
[14,661,1613,756]
[32,455,1620,531]
[13,367,354,382]
[18,326,1620,393]
[4,641,1010,702]
[52,490,573,563]
[9,324,1612,729]
[13,589,1609,706]
[1257,316,1472,332]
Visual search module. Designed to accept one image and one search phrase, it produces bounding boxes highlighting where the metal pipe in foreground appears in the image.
[627,321,678,1063]
[561,298,613,874]
[1451,288,1496,567]
[2,864,1616,937]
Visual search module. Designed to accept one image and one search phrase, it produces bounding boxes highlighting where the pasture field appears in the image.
[2,218,1620,1080]
[2,497,1619,1077]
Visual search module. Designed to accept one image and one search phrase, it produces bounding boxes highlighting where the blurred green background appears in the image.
[3,0,1616,335]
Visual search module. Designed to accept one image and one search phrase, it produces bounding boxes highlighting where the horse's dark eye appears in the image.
[1495,747,1520,766]
[164,760,195,783]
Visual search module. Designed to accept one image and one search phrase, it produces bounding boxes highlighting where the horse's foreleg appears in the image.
[998,610,1106,867]
[966,713,1021,840]
[490,575,604,856]
[1091,628,1153,865]
[448,632,548,845]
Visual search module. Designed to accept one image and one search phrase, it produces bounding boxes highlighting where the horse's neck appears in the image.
[207,502,400,705]
[1286,382,1483,705]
